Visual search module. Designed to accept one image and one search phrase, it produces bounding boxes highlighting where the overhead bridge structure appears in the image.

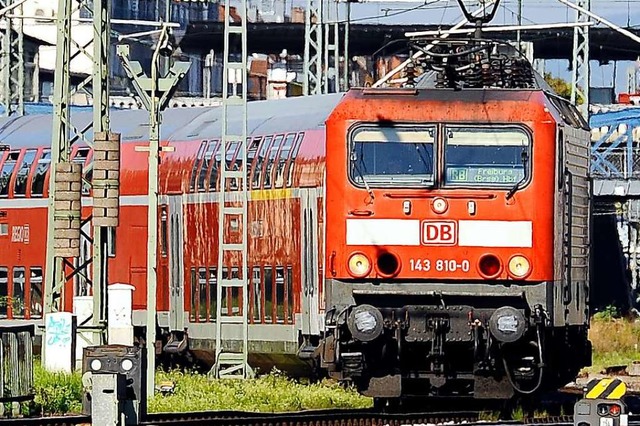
[590,106,640,312]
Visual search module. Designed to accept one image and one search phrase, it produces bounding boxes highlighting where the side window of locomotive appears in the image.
[263,135,284,189]
[274,134,296,189]
[190,142,207,192]
[350,126,435,187]
[197,141,215,192]
[32,149,51,197]
[0,151,19,197]
[443,126,530,187]
[14,149,37,196]
[286,133,304,187]
[252,136,273,189]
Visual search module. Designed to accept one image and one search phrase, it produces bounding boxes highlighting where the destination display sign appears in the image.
[447,167,524,184]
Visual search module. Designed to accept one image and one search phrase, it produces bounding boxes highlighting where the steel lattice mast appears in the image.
[0,0,24,116]
[213,0,253,379]
[571,0,590,119]
[44,0,113,362]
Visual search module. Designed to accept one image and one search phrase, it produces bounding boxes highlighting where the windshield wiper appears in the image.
[506,149,529,200]
[350,152,375,203]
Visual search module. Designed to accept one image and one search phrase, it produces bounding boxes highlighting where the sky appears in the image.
[296,0,640,93]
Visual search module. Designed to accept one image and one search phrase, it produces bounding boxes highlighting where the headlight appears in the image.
[347,304,384,342]
[90,359,102,371]
[121,358,134,372]
[508,255,531,279]
[348,253,371,278]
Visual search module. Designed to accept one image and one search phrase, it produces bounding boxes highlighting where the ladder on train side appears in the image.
[213,0,253,379]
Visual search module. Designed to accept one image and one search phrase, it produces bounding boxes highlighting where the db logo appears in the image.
[421,221,457,246]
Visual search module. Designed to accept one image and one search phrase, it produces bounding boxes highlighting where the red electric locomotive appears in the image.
[320,47,592,398]
[0,42,591,401]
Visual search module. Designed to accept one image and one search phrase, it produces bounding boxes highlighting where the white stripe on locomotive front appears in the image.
[346,218,533,248]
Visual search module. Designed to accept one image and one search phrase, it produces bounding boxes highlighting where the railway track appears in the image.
[0,409,602,426]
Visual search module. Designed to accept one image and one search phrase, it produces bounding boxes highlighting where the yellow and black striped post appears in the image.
[585,379,627,400]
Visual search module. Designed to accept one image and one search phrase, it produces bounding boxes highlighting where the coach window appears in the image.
[246,137,261,182]
[197,141,215,192]
[264,266,273,322]
[208,267,217,322]
[223,142,240,190]
[349,126,435,188]
[12,267,25,318]
[0,151,19,197]
[190,142,207,192]
[160,207,168,257]
[31,149,51,197]
[14,149,37,196]
[30,267,43,318]
[0,268,7,318]
[443,126,530,188]
[198,268,207,321]
[274,134,296,189]
[73,147,90,165]
[0,223,7,237]
[263,135,284,189]
[252,266,262,323]
[286,133,305,187]
[221,267,230,315]
[190,267,197,321]
[227,143,241,190]
[230,267,240,315]
[252,136,273,189]
[286,266,293,323]
[208,142,222,191]
[275,266,285,322]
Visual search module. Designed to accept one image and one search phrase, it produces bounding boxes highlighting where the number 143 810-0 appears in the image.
[409,258,471,273]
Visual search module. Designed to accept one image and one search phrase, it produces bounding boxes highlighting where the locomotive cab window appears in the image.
[349,126,435,187]
[444,126,530,187]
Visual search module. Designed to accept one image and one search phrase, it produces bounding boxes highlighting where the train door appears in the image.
[300,188,320,337]
[168,196,185,331]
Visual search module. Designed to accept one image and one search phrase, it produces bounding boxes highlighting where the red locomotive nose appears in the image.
[478,254,502,279]
[376,252,401,277]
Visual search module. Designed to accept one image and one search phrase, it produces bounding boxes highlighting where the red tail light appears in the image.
[478,254,502,278]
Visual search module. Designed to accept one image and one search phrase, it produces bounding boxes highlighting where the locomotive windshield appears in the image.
[350,126,435,187]
[444,126,529,187]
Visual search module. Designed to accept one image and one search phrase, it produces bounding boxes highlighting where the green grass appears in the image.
[32,362,83,416]
[149,369,372,413]
[29,362,370,415]
[587,315,640,374]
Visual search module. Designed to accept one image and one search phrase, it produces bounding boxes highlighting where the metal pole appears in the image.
[517,0,522,46]
[570,0,590,119]
[343,2,349,90]
[43,0,73,368]
[92,0,111,347]
[303,0,323,95]
[145,27,165,399]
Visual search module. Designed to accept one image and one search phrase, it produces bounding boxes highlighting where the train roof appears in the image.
[0,93,344,150]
